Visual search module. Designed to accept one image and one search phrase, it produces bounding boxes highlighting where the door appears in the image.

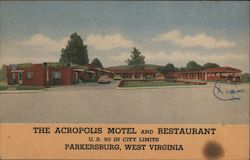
[12,72,17,84]
[18,72,23,84]
[140,74,143,79]
[132,74,135,79]
[74,72,78,83]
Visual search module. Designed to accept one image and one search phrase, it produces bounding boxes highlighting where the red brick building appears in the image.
[202,67,241,81]
[7,63,73,86]
[169,67,241,82]
[7,62,114,86]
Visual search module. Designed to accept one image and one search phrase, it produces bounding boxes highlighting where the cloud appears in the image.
[143,50,248,71]
[86,34,133,51]
[22,33,68,52]
[109,52,129,62]
[0,34,67,65]
[0,42,61,65]
[152,30,236,49]
[152,30,181,42]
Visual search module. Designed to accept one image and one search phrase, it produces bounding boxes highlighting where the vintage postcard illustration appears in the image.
[0,1,249,159]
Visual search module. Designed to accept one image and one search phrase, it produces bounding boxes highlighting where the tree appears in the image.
[91,58,103,68]
[186,61,203,71]
[179,67,186,72]
[59,32,89,65]
[203,63,220,69]
[156,63,176,78]
[165,63,176,72]
[241,73,250,83]
[156,66,167,77]
[126,47,145,65]
[0,65,7,81]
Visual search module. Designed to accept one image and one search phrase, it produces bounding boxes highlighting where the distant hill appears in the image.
[106,64,162,70]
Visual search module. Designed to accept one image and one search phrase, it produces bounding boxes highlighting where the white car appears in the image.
[114,75,122,80]
[98,75,112,83]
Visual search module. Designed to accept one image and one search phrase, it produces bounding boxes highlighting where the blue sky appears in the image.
[0,1,249,72]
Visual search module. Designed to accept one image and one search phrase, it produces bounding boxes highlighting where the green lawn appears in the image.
[0,81,8,90]
[0,86,8,90]
[122,80,192,88]
[16,86,45,90]
[0,81,45,91]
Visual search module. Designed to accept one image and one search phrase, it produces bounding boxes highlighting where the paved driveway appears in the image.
[0,83,249,124]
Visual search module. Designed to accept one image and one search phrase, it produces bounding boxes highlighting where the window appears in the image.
[26,72,33,80]
[52,71,62,79]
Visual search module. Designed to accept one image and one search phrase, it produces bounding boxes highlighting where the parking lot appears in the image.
[0,81,249,124]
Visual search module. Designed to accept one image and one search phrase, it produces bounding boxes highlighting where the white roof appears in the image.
[11,70,24,73]
[73,69,86,72]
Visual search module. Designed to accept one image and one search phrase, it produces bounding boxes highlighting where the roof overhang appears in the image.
[11,70,24,73]
[86,71,96,74]
[73,69,86,72]
[95,68,114,73]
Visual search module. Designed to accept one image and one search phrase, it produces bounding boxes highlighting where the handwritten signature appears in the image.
[213,81,245,101]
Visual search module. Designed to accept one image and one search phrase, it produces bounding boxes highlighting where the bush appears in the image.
[241,73,250,83]
[0,86,8,90]
[0,65,7,81]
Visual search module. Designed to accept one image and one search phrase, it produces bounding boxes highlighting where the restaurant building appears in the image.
[6,62,114,86]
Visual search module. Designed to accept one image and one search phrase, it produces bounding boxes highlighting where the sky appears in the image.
[0,1,249,72]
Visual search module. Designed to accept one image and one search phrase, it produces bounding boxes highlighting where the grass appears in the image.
[0,86,8,90]
[122,80,192,88]
[16,86,45,90]
[0,81,8,90]
[0,81,45,91]
[207,80,241,85]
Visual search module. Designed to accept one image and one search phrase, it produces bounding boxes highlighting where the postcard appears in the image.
[0,1,249,159]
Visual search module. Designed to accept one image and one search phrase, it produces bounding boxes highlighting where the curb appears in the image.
[0,90,44,94]
[116,84,213,90]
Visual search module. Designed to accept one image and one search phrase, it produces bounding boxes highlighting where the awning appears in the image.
[73,69,86,72]
[95,68,114,73]
[86,71,96,74]
[11,70,24,73]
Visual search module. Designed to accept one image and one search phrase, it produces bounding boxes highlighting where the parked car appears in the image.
[98,75,112,83]
[114,75,122,80]
[145,75,154,80]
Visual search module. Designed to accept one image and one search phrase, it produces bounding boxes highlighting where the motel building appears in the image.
[107,68,157,79]
[6,63,242,86]
[108,66,241,82]
[169,67,241,82]
[6,62,114,86]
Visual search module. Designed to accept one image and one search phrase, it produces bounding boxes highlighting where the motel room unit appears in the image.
[169,67,241,82]
[107,68,157,79]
